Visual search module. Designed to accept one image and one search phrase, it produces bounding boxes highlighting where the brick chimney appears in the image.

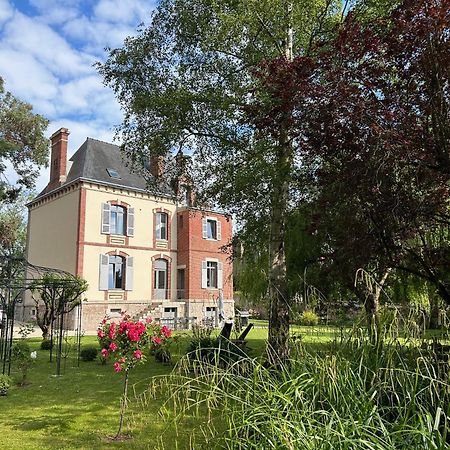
[47,128,69,192]
[149,155,164,178]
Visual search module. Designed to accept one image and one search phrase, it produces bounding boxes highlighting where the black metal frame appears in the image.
[0,256,83,376]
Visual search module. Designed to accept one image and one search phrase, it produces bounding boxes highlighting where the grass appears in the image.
[0,335,192,450]
[2,325,449,449]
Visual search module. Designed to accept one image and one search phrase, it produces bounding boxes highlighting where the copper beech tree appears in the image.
[246,0,449,338]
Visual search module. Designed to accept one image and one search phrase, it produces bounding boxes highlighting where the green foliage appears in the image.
[79,346,98,362]
[186,325,248,365]
[296,310,319,326]
[0,77,49,202]
[150,338,450,449]
[30,274,88,340]
[40,339,53,350]
[11,340,33,385]
[0,374,12,396]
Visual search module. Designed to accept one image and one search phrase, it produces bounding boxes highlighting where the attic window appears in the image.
[106,168,121,179]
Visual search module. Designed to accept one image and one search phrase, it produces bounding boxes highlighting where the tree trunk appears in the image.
[268,188,290,365]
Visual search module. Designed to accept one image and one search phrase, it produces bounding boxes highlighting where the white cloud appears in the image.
[0,0,13,26]
[94,0,154,24]
[0,0,153,195]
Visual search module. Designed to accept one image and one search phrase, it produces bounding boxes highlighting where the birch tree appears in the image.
[99,0,339,363]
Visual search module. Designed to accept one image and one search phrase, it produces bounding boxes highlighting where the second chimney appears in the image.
[47,128,69,192]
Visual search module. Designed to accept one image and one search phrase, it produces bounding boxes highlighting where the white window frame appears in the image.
[202,216,222,241]
[155,212,168,241]
[101,203,134,237]
[201,258,223,289]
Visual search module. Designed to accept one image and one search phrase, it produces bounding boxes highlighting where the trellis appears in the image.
[0,257,83,376]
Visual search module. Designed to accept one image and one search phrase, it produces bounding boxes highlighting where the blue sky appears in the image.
[0,0,157,193]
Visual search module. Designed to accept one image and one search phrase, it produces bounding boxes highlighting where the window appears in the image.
[99,254,133,291]
[101,203,134,236]
[109,255,125,289]
[201,260,223,289]
[202,217,221,240]
[207,261,218,288]
[106,168,121,179]
[110,308,122,316]
[153,259,168,299]
[110,205,126,235]
[207,219,217,239]
[177,268,185,299]
[155,212,168,240]
[163,307,177,319]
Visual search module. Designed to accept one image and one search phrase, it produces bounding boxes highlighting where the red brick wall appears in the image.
[177,209,233,300]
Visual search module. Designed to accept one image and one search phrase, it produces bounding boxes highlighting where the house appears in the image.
[24,128,234,331]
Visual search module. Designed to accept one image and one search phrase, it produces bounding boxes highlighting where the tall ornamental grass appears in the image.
[141,338,450,449]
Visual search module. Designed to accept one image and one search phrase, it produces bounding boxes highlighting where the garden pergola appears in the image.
[0,256,83,376]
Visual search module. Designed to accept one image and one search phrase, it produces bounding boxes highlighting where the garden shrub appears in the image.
[186,325,248,366]
[11,341,33,386]
[80,346,98,362]
[299,310,319,326]
[40,339,53,350]
[0,374,12,396]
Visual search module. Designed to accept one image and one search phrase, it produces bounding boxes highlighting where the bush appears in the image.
[299,310,319,326]
[80,346,98,362]
[11,341,33,386]
[186,325,248,366]
[40,339,53,350]
[0,374,12,396]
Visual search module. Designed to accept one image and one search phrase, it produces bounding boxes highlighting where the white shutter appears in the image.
[127,207,135,236]
[125,257,134,291]
[101,203,111,234]
[99,254,109,290]
[202,217,207,239]
[201,261,207,288]
[218,262,223,289]
[217,220,222,241]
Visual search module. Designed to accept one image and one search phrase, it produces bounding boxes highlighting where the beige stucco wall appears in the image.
[27,187,80,272]
[80,184,179,315]
[83,183,178,248]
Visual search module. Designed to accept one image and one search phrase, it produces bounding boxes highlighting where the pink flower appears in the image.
[161,326,172,338]
[145,316,153,324]
[101,348,109,358]
[113,362,122,373]
[101,318,107,325]
[109,322,117,339]
[97,329,105,338]
[134,350,143,360]
[152,336,162,345]
[109,342,118,352]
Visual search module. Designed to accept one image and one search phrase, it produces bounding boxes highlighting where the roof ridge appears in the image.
[86,136,120,147]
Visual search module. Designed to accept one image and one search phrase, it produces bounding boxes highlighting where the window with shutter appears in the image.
[101,203,111,234]
[99,254,109,290]
[218,262,223,289]
[202,218,207,239]
[127,208,135,236]
[201,261,207,288]
[217,221,222,241]
[125,257,134,291]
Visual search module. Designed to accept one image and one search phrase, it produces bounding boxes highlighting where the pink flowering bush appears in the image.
[97,314,173,438]
[97,314,173,371]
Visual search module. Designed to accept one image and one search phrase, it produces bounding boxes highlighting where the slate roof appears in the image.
[36,138,174,199]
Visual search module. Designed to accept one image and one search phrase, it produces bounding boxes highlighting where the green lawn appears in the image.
[3,323,440,449]
[0,335,195,450]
